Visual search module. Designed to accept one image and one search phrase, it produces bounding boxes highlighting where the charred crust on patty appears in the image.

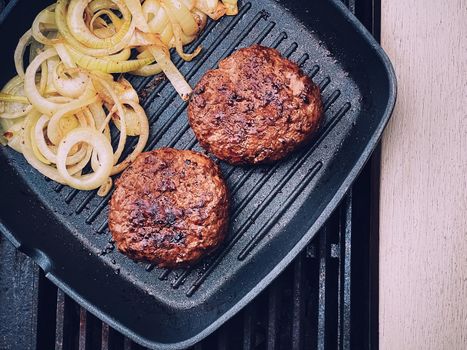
[108,149,229,268]
[188,44,323,165]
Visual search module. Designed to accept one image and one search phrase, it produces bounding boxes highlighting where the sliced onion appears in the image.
[39,59,49,95]
[222,0,238,15]
[80,108,96,129]
[57,127,113,190]
[192,9,208,32]
[35,114,88,165]
[31,5,57,45]
[92,73,139,104]
[54,43,76,68]
[29,40,43,64]
[142,0,168,34]
[196,0,226,19]
[88,102,110,139]
[21,111,66,184]
[1,119,24,152]
[0,93,29,104]
[46,89,98,144]
[45,56,60,94]
[128,29,159,46]
[34,116,58,163]
[68,0,128,48]
[92,25,116,39]
[90,9,122,38]
[130,61,162,76]
[30,117,52,165]
[97,176,112,196]
[160,25,175,46]
[181,0,196,10]
[0,105,33,120]
[162,2,201,61]
[125,0,150,32]
[14,30,33,77]
[24,48,64,115]
[52,63,89,98]
[66,45,154,73]
[109,99,149,175]
[89,0,118,13]
[66,0,132,49]
[0,76,33,119]
[107,48,132,61]
[55,0,136,57]
[91,75,127,164]
[111,103,141,136]
[149,45,192,100]
[166,0,199,36]
[2,75,27,93]
[0,108,32,120]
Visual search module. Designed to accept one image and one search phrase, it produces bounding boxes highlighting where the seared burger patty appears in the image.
[109,149,229,268]
[188,44,323,165]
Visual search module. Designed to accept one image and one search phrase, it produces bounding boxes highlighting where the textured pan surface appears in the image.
[0,0,396,349]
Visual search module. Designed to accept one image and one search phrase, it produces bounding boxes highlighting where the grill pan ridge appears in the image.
[0,0,396,348]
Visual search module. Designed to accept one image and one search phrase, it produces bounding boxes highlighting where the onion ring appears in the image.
[56,127,113,190]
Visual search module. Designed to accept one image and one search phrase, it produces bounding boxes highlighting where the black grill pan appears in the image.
[0,0,396,348]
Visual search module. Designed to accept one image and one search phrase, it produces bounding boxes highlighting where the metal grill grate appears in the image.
[0,0,380,349]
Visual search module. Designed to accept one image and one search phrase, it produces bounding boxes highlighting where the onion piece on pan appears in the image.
[57,127,113,190]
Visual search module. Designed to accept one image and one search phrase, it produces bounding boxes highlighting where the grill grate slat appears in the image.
[216,326,229,350]
[54,290,78,350]
[242,303,256,350]
[78,309,87,350]
[101,323,123,350]
[338,193,353,350]
[317,226,330,350]
[123,338,133,350]
[291,255,305,350]
[267,280,281,350]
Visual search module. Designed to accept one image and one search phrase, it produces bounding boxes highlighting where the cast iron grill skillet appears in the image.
[0,0,395,348]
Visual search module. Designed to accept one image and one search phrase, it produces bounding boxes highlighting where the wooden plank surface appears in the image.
[380,1,467,349]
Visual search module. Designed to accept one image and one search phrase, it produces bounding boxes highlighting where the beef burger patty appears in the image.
[109,148,229,268]
[188,44,323,165]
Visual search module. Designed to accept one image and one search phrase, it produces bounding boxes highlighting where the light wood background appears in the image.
[379,0,467,349]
